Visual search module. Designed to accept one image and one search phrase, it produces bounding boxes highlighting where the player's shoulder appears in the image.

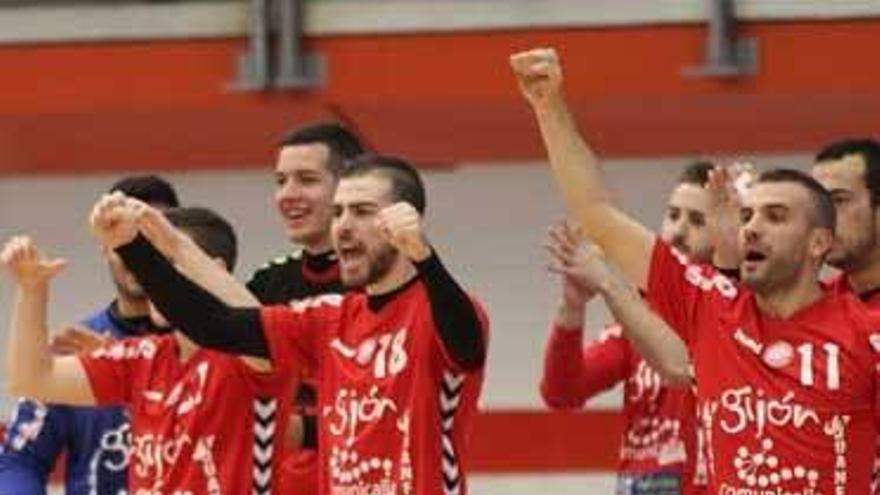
[653,241,741,300]
[252,250,303,275]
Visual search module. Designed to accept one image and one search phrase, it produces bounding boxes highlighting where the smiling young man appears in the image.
[105,154,489,495]
[246,122,365,494]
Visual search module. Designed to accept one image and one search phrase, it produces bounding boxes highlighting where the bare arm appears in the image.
[597,266,692,387]
[511,48,655,288]
[546,224,692,387]
[2,237,96,405]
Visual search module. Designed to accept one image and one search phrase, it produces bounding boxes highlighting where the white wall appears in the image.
[3,1,878,44]
[0,154,811,415]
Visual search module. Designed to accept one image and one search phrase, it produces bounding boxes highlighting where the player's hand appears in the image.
[376,202,431,262]
[50,325,109,355]
[1,236,67,288]
[89,192,141,249]
[545,222,612,294]
[707,162,755,268]
[549,221,597,307]
[509,48,564,108]
[135,199,186,259]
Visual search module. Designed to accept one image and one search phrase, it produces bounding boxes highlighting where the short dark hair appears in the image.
[341,154,426,214]
[278,122,365,176]
[815,138,880,205]
[164,207,238,271]
[109,175,179,209]
[756,168,836,233]
[677,160,714,187]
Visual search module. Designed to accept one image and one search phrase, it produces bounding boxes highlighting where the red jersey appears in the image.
[825,272,880,495]
[541,324,702,495]
[647,240,880,495]
[79,334,296,495]
[826,273,880,309]
[260,282,488,495]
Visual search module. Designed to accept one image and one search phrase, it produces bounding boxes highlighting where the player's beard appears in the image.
[742,252,804,296]
[827,214,877,272]
[364,244,400,285]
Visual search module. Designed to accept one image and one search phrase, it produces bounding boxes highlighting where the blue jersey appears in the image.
[0,302,153,495]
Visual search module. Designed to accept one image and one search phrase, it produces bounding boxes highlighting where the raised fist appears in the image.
[509,47,564,108]
[375,202,431,262]
[89,192,142,249]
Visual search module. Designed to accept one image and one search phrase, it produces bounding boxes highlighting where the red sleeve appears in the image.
[540,323,629,409]
[645,239,738,346]
[78,338,153,405]
[260,294,343,371]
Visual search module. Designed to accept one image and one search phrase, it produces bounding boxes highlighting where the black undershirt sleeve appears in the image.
[115,235,271,358]
[414,251,486,371]
[301,415,318,449]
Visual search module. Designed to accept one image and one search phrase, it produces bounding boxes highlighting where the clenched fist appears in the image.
[376,202,431,262]
[509,47,564,108]
[89,192,143,249]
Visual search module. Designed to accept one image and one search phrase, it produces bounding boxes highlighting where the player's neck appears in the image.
[754,278,824,319]
[115,296,150,319]
[366,259,417,296]
[846,249,880,294]
[172,331,198,362]
[302,236,333,255]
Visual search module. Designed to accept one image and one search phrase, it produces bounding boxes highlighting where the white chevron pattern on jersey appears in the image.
[440,371,465,495]
[252,397,278,495]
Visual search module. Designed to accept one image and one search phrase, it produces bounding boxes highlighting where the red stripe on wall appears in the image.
[471,410,622,472]
[3,20,880,173]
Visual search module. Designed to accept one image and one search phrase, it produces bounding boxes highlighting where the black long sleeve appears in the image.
[115,235,270,358]
[414,252,486,371]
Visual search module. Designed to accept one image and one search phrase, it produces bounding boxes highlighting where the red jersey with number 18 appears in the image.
[79,334,296,495]
[646,240,880,495]
[260,281,488,495]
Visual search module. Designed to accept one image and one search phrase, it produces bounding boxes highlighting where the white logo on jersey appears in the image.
[289,293,344,313]
[719,387,820,437]
[762,341,794,369]
[136,362,210,417]
[327,386,398,441]
[731,438,820,491]
[331,328,409,379]
[91,340,157,361]
[733,328,763,355]
[629,360,663,403]
[670,247,739,299]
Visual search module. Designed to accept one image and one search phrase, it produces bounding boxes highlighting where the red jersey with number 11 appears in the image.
[646,240,880,495]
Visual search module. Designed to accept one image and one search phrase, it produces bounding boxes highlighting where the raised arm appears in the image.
[1,237,96,405]
[88,193,269,358]
[546,224,692,386]
[541,222,629,408]
[511,48,655,288]
[134,200,259,307]
[377,202,487,371]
